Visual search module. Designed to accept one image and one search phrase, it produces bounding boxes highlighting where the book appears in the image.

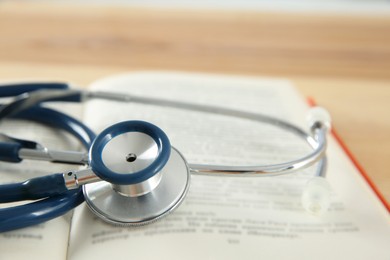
[0,72,389,260]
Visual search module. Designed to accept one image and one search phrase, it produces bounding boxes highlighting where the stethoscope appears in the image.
[0,82,331,233]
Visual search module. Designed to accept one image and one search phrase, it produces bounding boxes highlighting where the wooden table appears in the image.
[0,2,389,202]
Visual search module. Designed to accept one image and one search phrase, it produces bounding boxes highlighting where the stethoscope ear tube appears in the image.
[0,173,68,203]
[0,82,70,98]
[8,105,96,148]
[0,189,84,233]
[0,142,22,163]
[0,84,82,120]
[0,104,96,232]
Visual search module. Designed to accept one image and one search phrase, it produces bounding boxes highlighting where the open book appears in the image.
[0,72,389,259]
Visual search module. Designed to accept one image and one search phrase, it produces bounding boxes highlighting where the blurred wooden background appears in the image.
[0,2,389,201]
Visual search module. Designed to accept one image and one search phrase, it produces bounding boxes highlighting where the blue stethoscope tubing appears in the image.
[0,83,95,232]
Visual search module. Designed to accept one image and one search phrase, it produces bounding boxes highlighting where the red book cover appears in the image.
[308,97,390,213]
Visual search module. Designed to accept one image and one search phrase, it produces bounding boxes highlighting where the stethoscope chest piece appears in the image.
[83,121,191,226]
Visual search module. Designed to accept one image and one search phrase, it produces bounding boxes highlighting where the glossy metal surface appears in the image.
[190,127,327,177]
[112,171,162,197]
[19,148,88,164]
[83,147,190,226]
[63,168,100,189]
[101,132,158,174]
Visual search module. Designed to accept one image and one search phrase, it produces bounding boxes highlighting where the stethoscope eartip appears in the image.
[301,176,331,216]
[307,107,332,132]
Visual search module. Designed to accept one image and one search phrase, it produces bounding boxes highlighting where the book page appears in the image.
[68,72,390,260]
[0,103,83,260]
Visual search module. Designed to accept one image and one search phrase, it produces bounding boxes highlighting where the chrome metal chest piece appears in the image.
[83,122,191,225]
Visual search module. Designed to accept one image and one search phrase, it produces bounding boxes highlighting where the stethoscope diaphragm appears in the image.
[83,121,191,225]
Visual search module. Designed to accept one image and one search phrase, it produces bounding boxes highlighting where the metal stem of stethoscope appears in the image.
[13,89,328,178]
[87,91,329,175]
